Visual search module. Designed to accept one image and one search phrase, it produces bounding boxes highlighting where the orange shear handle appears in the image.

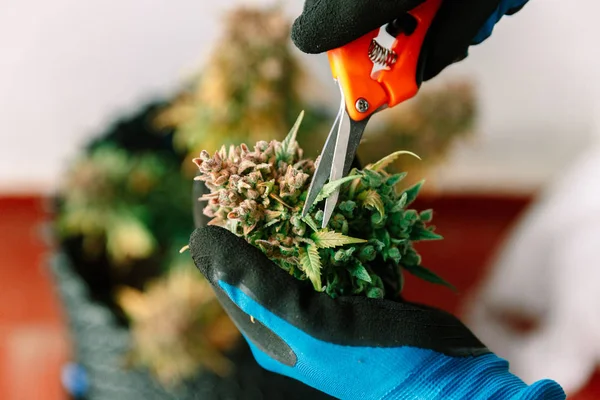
[327,0,443,121]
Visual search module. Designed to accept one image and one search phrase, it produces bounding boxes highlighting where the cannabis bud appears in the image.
[193,112,452,299]
[117,267,240,385]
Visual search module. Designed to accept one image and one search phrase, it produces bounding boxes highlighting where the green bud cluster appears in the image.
[194,112,453,299]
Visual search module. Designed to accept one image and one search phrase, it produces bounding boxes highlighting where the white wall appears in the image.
[432,0,600,193]
[1,0,598,194]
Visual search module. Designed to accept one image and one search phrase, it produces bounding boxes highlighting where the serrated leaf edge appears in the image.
[310,229,367,249]
[299,245,323,291]
[367,150,421,172]
[314,175,360,204]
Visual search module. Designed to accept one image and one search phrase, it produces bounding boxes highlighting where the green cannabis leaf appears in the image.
[410,226,443,241]
[419,209,433,223]
[348,263,372,283]
[367,150,421,172]
[360,190,385,221]
[299,245,323,291]
[311,229,367,249]
[403,180,424,206]
[314,175,360,204]
[391,192,408,213]
[194,113,451,299]
[404,264,456,292]
[302,214,320,232]
[385,172,407,187]
[278,110,304,164]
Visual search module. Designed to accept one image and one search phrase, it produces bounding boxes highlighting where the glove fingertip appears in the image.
[189,226,246,284]
[291,16,328,54]
[188,226,214,280]
[189,225,299,294]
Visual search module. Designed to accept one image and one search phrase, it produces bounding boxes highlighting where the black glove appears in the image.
[189,225,565,399]
[291,0,529,80]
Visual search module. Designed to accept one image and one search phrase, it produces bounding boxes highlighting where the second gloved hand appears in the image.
[189,225,565,400]
[291,0,530,80]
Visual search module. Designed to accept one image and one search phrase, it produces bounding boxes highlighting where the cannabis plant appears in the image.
[56,143,191,270]
[155,5,330,172]
[193,113,452,299]
[117,265,239,386]
[54,5,334,387]
[53,105,241,385]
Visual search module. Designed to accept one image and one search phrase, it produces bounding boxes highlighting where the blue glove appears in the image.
[291,0,530,80]
[61,362,89,399]
[473,0,529,43]
[190,226,565,399]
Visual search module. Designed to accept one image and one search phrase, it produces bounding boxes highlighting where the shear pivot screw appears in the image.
[355,98,369,113]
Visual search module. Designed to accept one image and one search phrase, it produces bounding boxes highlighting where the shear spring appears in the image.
[368,39,397,68]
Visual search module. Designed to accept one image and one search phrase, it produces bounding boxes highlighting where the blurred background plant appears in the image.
[155,6,331,175]
[54,101,191,320]
[52,5,331,390]
[51,3,477,393]
[116,265,240,386]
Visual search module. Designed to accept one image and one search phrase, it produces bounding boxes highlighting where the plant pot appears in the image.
[48,249,334,400]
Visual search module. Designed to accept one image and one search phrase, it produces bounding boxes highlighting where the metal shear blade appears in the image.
[301,81,371,228]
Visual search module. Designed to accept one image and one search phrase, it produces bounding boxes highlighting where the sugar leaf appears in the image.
[314,175,360,204]
[348,176,362,199]
[410,226,443,241]
[362,169,383,188]
[403,180,424,206]
[404,264,456,292]
[386,247,401,264]
[367,150,421,172]
[403,209,418,224]
[419,209,433,222]
[361,190,385,220]
[299,245,323,291]
[385,172,407,187]
[390,192,408,213]
[348,263,372,283]
[366,287,384,299]
[278,111,304,163]
[334,247,355,263]
[296,236,316,246]
[302,214,320,232]
[311,229,367,249]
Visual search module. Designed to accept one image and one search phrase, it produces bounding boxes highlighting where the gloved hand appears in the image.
[189,225,566,399]
[291,0,529,80]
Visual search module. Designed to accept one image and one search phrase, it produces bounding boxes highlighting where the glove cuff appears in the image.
[382,353,565,400]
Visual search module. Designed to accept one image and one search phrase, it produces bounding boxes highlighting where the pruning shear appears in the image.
[301,0,442,228]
